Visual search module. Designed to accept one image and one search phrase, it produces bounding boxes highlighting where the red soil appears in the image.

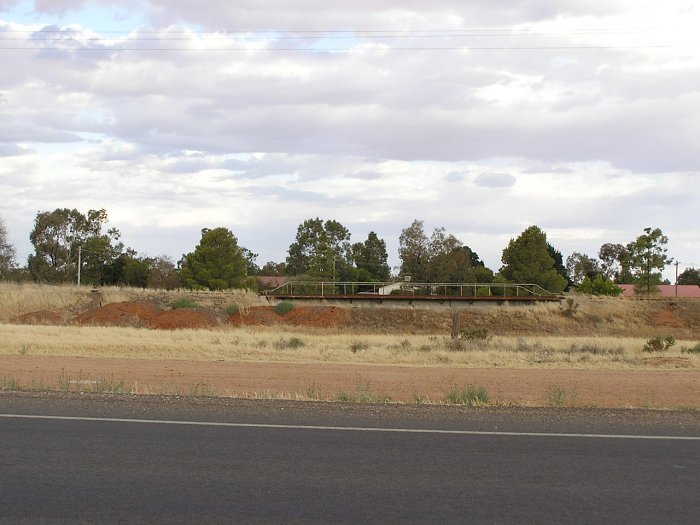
[71,301,220,330]
[228,306,349,328]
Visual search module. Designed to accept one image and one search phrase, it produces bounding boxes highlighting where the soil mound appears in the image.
[73,301,163,327]
[229,306,348,328]
[72,301,220,329]
[13,310,64,325]
[152,308,220,330]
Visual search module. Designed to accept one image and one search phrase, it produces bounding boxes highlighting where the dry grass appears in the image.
[0,282,262,321]
[1,323,697,370]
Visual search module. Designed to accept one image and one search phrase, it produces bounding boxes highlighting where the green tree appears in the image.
[286,218,351,278]
[399,220,493,283]
[398,219,431,281]
[677,267,700,285]
[147,255,181,290]
[260,261,286,276]
[499,225,568,293]
[598,243,634,283]
[180,228,247,290]
[627,227,672,295]
[0,216,16,279]
[566,252,601,284]
[352,231,390,281]
[28,208,122,284]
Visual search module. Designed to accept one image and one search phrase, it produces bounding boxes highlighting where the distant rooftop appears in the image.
[619,284,700,298]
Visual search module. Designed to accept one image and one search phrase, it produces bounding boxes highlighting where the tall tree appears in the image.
[398,219,430,281]
[0,216,16,278]
[598,243,634,283]
[147,255,181,290]
[180,227,247,290]
[286,218,351,278]
[352,231,390,281]
[499,225,568,292]
[27,208,122,284]
[627,227,672,295]
[566,252,601,284]
[677,268,700,285]
[399,220,493,282]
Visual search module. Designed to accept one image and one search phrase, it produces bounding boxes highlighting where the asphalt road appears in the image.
[1,393,699,524]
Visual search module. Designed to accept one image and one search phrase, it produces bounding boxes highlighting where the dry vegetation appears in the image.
[1,321,698,371]
[1,282,698,372]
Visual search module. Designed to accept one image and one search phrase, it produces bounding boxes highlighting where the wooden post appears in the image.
[451,310,461,339]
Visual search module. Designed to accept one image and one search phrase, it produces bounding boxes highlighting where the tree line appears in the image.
[1,209,694,294]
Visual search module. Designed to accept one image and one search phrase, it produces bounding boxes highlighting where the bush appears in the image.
[577,275,623,296]
[643,335,676,352]
[274,337,305,350]
[560,297,579,318]
[225,303,241,316]
[171,297,197,309]
[681,342,700,354]
[350,341,370,354]
[460,327,491,341]
[274,301,295,315]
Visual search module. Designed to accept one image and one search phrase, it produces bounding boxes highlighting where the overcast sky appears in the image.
[1,1,698,278]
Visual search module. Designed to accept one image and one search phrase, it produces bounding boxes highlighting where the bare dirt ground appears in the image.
[2,355,698,408]
[3,287,699,409]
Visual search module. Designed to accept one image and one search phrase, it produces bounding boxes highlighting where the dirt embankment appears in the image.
[9,295,700,339]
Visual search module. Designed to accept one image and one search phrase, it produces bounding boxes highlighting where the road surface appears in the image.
[1,393,699,524]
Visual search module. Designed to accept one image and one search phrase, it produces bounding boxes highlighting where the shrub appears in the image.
[460,327,491,342]
[643,335,676,352]
[681,342,700,354]
[274,301,295,315]
[577,275,623,296]
[350,341,370,354]
[444,385,490,406]
[172,297,197,309]
[225,303,241,316]
[274,337,305,350]
[560,297,579,318]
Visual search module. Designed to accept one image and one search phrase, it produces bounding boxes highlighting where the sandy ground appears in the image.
[2,355,698,409]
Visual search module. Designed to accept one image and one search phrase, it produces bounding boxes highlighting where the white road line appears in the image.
[2,413,699,441]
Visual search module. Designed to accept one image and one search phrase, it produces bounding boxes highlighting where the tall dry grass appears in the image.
[0,282,263,321]
[1,323,697,371]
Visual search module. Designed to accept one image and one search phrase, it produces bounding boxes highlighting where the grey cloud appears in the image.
[474,172,517,188]
[347,171,382,181]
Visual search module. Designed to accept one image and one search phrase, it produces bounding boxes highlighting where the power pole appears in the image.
[77,246,82,286]
[675,261,680,297]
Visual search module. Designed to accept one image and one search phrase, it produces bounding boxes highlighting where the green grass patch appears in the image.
[171,297,198,309]
[274,301,295,315]
[444,385,490,406]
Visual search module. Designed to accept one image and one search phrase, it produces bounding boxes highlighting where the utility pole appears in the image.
[77,246,82,286]
[675,261,680,298]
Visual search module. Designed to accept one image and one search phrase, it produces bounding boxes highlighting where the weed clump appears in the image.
[274,337,305,350]
[460,327,492,342]
[350,341,370,354]
[547,384,578,407]
[681,342,700,354]
[643,335,676,352]
[274,301,295,315]
[172,298,198,309]
[224,303,241,316]
[444,385,490,406]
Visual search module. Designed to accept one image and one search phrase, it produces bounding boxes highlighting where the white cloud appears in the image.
[0,1,698,279]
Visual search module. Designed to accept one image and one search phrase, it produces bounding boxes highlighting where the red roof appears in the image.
[619,284,700,298]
